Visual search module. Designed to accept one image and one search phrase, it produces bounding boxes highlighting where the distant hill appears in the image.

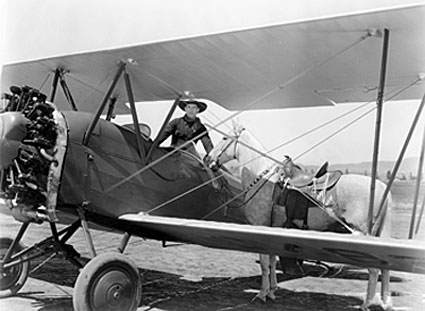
[302,157,423,181]
[224,157,423,181]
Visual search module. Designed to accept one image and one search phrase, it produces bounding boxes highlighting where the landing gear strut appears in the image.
[0,217,142,311]
[0,237,30,298]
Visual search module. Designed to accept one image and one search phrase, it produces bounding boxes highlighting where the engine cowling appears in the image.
[0,86,66,223]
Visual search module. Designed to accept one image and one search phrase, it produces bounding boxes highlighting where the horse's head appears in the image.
[205,120,245,170]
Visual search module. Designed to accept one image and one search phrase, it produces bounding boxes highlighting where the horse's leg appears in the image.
[269,255,278,300]
[380,269,392,310]
[362,268,381,310]
[279,256,304,276]
[252,254,271,302]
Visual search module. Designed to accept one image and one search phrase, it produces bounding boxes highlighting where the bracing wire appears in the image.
[147,78,423,216]
[294,107,376,160]
[231,76,424,167]
[132,75,424,217]
[294,77,424,161]
[103,31,372,194]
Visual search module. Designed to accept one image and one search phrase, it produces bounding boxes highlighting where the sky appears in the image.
[1,0,424,165]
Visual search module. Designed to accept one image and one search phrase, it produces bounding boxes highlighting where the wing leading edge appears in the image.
[1,5,424,113]
[120,214,425,274]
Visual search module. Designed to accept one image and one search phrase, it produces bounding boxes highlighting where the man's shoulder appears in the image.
[169,118,183,125]
[196,118,206,128]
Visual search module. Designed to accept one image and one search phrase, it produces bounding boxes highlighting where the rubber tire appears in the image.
[73,252,142,311]
[0,237,30,298]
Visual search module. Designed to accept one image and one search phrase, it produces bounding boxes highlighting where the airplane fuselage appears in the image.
[0,100,245,236]
[61,111,241,220]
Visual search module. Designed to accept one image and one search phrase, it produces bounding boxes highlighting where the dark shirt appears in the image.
[157,115,214,153]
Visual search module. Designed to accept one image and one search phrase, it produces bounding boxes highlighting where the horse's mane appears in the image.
[238,129,274,175]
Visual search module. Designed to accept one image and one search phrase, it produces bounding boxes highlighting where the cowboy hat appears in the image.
[178,100,207,113]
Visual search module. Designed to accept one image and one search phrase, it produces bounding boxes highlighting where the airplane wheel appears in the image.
[73,252,141,311]
[0,237,30,298]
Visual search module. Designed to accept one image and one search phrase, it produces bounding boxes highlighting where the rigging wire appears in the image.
[294,77,424,161]
[200,166,277,220]
[141,78,423,216]
[236,76,424,167]
[144,79,420,219]
[128,76,423,216]
[38,73,51,92]
[103,31,371,193]
[131,63,181,96]
[266,102,374,153]
[294,107,376,161]
[145,173,225,215]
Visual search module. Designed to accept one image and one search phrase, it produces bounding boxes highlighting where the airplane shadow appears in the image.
[14,256,397,311]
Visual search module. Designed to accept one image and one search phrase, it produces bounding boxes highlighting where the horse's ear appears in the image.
[231,118,239,132]
[231,117,244,134]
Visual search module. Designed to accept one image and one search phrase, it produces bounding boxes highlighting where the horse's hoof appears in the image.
[362,294,393,310]
[267,292,276,300]
[379,302,393,311]
[251,293,267,303]
[267,286,278,300]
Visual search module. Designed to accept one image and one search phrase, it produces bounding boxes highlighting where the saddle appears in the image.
[280,156,342,192]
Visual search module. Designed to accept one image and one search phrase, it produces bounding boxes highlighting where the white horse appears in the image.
[206,120,393,310]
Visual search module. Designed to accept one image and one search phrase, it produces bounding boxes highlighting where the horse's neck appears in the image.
[239,152,270,175]
[238,132,277,182]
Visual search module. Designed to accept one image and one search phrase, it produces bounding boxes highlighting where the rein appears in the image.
[201,165,276,220]
[242,166,276,204]
[213,130,244,166]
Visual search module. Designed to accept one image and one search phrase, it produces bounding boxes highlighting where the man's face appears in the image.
[184,104,200,118]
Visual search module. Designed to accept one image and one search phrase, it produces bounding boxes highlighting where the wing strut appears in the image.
[59,72,78,111]
[146,95,181,161]
[81,61,147,161]
[83,61,126,146]
[410,122,425,238]
[48,68,78,111]
[105,97,117,121]
[124,70,146,164]
[49,69,60,103]
[373,92,425,236]
[368,29,390,235]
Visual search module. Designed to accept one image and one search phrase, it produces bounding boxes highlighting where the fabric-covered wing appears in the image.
[120,214,425,274]
[1,5,424,113]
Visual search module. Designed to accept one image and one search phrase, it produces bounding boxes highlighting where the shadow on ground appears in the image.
[20,256,379,311]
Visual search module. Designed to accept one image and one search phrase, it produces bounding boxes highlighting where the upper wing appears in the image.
[120,214,425,274]
[1,4,424,113]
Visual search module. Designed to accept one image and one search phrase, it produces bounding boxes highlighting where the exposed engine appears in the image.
[1,85,64,223]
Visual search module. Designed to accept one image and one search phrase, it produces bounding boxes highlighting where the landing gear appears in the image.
[0,237,30,298]
[73,252,142,311]
[0,219,142,310]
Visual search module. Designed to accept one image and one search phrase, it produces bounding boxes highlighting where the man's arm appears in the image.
[200,129,214,154]
[156,119,177,145]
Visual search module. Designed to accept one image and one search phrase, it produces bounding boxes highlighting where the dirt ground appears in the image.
[0,213,424,311]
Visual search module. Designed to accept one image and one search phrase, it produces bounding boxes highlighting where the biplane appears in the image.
[1,3,425,311]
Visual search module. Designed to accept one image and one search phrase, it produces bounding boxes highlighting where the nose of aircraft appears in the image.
[0,112,30,169]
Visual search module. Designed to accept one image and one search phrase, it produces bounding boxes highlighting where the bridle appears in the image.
[211,129,244,168]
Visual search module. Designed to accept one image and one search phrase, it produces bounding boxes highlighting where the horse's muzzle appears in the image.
[204,155,219,171]
[209,160,220,171]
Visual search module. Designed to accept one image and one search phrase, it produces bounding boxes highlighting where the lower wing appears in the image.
[120,214,425,274]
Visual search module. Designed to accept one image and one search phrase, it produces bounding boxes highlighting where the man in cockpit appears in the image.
[156,100,214,156]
